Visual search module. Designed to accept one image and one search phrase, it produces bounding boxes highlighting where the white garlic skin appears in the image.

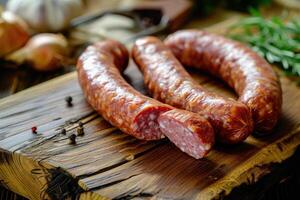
[6,0,84,32]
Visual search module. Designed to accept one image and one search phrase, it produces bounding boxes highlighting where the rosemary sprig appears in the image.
[229,10,300,76]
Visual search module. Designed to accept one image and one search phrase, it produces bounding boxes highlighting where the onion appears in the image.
[6,33,69,71]
[0,11,30,56]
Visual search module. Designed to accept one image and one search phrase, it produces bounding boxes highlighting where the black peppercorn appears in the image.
[60,128,66,135]
[77,127,84,136]
[65,96,73,107]
[69,134,76,144]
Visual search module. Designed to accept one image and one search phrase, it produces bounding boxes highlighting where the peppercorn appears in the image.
[77,127,84,136]
[60,128,66,135]
[69,134,76,144]
[31,126,37,134]
[125,154,135,161]
[65,96,73,107]
[78,122,83,127]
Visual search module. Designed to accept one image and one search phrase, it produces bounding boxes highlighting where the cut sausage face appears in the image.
[158,110,214,159]
[134,106,171,140]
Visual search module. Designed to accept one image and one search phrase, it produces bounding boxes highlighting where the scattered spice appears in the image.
[60,128,66,135]
[31,126,37,134]
[77,127,84,136]
[125,154,135,161]
[65,96,73,107]
[69,134,76,144]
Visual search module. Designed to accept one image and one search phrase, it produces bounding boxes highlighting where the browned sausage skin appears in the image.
[77,40,169,140]
[132,36,253,144]
[164,30,282,134]
[77,40,214,158]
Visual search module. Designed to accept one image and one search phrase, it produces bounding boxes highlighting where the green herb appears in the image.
[229,9,300,76]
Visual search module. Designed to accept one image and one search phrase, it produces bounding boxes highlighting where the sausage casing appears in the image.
[132,36,253,143]
[77,40,171,140]
[77,40,215,158]
[165,30,282,134]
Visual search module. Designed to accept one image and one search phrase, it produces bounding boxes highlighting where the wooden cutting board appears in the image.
[1,10,300,200]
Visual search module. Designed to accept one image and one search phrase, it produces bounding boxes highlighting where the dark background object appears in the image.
[193,0,272,15]
[223,0,272,12]
[225,146,300,200]
[0,187,27,200]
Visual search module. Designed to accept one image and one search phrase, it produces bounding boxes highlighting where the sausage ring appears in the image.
[165,30,282,134]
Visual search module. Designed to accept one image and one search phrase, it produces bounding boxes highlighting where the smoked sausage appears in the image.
[77,40,214,158]
[164,30,282,134]
[132,36,253,143]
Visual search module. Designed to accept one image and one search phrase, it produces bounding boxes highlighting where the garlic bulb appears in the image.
[6,33,69,71]
[0,11,30,56]
[6,0,84,32]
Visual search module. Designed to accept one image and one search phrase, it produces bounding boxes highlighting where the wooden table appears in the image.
[0,1,300,200]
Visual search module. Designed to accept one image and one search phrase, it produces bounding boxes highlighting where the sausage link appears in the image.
[77,40,214,158]
[132,36,253,143]
[164,30,282,134]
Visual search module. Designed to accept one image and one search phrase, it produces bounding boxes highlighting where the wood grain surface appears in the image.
[0,56,300,199]
[1,3,300,200]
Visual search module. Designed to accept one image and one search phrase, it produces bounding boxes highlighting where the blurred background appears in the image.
[0,0,299,99]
